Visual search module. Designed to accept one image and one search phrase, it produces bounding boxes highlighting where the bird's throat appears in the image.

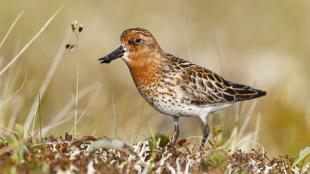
[125,57,162,87]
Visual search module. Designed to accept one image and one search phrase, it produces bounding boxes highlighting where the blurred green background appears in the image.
[0,0,309,157]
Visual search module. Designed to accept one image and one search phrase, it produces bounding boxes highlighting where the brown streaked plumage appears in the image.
[99,28,266,148]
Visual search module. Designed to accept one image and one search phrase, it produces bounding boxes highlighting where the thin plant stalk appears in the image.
[42,114,74,136]
[111,94,118,137]
[31,94,43,140]
[0,72,27,106]
[0,11,24,49]
[74,29,80,139]
[41,84,96,136]
[253,113,261,144]
[38,94,42,141]
[24,32,70,136]
[0,7,62,77]
[214,41,225,76]
[238,101,257,140]
[91,126,98,136]
[31,97,39,137]
[69,83,101,134]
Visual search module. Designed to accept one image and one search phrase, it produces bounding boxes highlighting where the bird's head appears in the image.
[99,28,164,65]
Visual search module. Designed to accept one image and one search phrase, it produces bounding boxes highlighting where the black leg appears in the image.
[199,114,210,149]
[200,123,210,147]
[172,116,180,144]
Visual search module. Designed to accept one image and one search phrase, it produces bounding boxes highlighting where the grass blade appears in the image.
[69,83,101,134]
[41,84,98,136]
[0,6,62,77]
[293,146,310,167]
[0,11,24,49]
[24,32,70,136]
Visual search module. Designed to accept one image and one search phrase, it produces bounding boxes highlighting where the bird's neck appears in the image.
[125,56,165,87]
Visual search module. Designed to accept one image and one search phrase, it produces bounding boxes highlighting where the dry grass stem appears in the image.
[0,11,24,49]
[69,83,101,134]
[0,7,62,77]
[24,31,69,136]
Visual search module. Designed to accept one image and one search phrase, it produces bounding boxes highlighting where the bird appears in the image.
[98,28,266,147]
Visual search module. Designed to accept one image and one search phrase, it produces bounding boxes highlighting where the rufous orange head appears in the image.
[99,28,164,66]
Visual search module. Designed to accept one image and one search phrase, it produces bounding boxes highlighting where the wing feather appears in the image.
[166,54,266,106]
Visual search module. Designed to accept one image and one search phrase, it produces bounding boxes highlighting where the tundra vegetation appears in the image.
[0,1,309,173]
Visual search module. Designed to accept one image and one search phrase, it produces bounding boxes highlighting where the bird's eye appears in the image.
[133,38,142,44]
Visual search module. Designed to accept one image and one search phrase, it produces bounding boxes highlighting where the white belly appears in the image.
[152,97,232,118]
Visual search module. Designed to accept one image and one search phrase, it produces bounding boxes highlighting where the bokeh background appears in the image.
[0,0,309,157]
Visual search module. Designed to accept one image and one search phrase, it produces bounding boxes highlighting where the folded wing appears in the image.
[166,54,266,106]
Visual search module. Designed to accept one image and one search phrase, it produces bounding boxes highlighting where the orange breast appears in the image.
[127,59,159,87]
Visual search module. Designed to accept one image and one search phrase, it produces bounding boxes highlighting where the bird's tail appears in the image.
[228,83,266,101]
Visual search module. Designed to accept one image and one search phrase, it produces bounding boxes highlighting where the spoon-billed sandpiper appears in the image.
[99,28,266,147]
